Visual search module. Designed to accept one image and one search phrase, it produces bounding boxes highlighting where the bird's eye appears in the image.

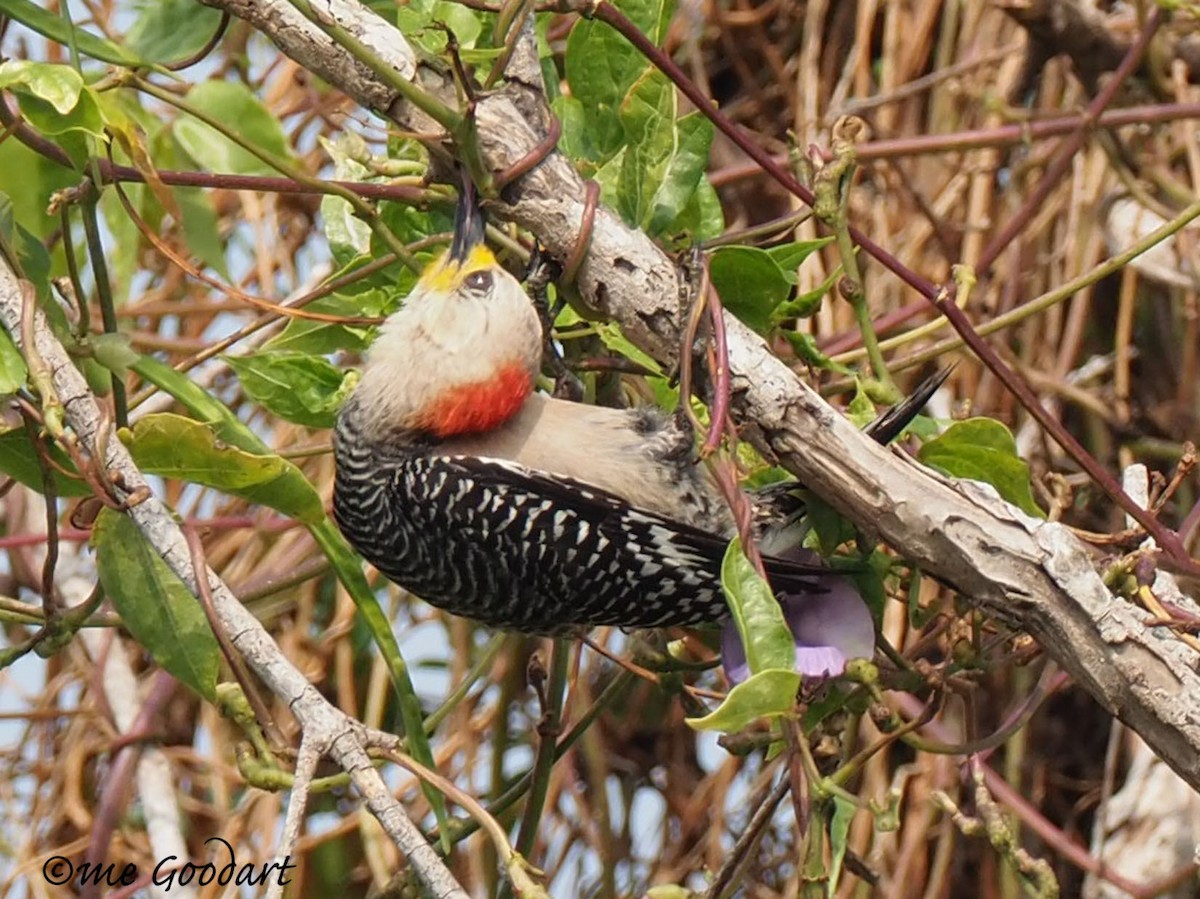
[464,270,493,293]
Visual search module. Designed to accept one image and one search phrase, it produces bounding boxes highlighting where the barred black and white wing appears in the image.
[334,451,826,634]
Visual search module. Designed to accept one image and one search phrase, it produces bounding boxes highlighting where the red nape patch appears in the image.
[420,363,532,437]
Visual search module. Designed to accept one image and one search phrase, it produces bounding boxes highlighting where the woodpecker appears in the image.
[333,190,940,634]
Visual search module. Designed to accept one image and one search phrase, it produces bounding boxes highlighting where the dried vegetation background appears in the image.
[2,1,1200,898]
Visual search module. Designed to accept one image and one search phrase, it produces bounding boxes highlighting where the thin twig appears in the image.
[702,773,791,899]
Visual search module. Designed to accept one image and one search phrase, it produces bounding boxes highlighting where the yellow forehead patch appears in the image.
[419,244,498,294]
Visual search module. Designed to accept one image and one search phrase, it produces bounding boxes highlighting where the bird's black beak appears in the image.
[450,179,486,264]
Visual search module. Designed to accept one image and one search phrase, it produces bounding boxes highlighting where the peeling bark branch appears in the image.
[207,0,1200,791]
[0,262,470,899]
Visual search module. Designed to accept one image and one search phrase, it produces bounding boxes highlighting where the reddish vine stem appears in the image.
[702,272,731,459]
[0,516,301,549]
[109,161,427,202]
[710,102,1200,186]
[701,267,766,576]
[0,97,428,203]
[163,11,230,72]
[975,7,1164,275]
[561,178,599,283]
[494,114,562,188]
[677,257,764,573]
[934,288,1197,569]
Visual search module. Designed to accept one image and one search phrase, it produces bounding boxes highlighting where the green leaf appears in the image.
[173,80,293,176]
[644,113,714,235]
[709,246,793,333]
[845,380,877,430]
[536,16,559,102]
[373,202,449,262]
[126,0,225,63]
[563,0,677,164]
[225,350,354,429]
[686,668,801,732]
[0,0,141,66]
[265,292,382,355]
[592,147,626,213]
[394,0,483,55]
[93,509,220,701]
[16,86,104,139]
[828,795,856,897]
[321,191,372,264]
[721,537,795,674]
[0,428,93,497]
[772,268,838,321]
[264,252,412,355]
[669,176,724,242]
[13,95,97,168]
[319,135,373,262]
[615,71,713,235]
[551,94,622,165]
[844,549,889,619]
[565,19,647,114]
[91,333,139,376]
[766,237,834,273]
[0,61,82,114]
[0,328,27,394]
[801,494,854,556]
[622,0,676,41]
[0,142,80,240]
[918,418,1044,518]
[594,322,664,377]
[176,186,229,280]
[123,413,324,524]
[129,355,272,455]
[898,412,942,442]
[802,684,854,732]
[0,191,53,300]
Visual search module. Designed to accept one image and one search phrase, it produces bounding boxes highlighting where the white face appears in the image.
[352,246,544,435]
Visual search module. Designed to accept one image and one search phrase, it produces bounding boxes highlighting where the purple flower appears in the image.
[721,575,876,685]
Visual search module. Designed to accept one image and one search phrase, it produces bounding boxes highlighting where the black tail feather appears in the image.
[864,366,953,445]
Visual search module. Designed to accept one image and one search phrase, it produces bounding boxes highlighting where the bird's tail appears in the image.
[863,367,953,444]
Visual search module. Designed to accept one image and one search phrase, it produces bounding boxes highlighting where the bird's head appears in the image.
[349,187,543,441]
